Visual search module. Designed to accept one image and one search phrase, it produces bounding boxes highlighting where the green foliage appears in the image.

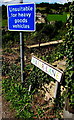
[26,43,65,91]
[2,62,34,119]
[33,1,74,113]
[63,1,74,110]
[47,13,67,22]
[42,24,54,36]
[2,30,19,48]
[51,1,74,113]
[55,21,63,29]
[35,22,66,44]
[28,66,54,89]
[2,19,7,27]
[36,2,71,13]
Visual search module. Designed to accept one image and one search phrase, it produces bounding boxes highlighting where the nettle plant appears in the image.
[64,1,74,111]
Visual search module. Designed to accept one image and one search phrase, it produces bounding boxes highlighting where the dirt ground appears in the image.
[2,97,16,119]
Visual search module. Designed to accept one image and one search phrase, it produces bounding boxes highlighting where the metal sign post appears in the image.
[7,1,36,83]
[20,0,24,83]
[20,32,24,83]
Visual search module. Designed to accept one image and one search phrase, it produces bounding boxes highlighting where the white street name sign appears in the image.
[31,55,63,82]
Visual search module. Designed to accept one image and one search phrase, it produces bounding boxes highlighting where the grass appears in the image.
[37,7,46,10]
[47,13,67,22]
